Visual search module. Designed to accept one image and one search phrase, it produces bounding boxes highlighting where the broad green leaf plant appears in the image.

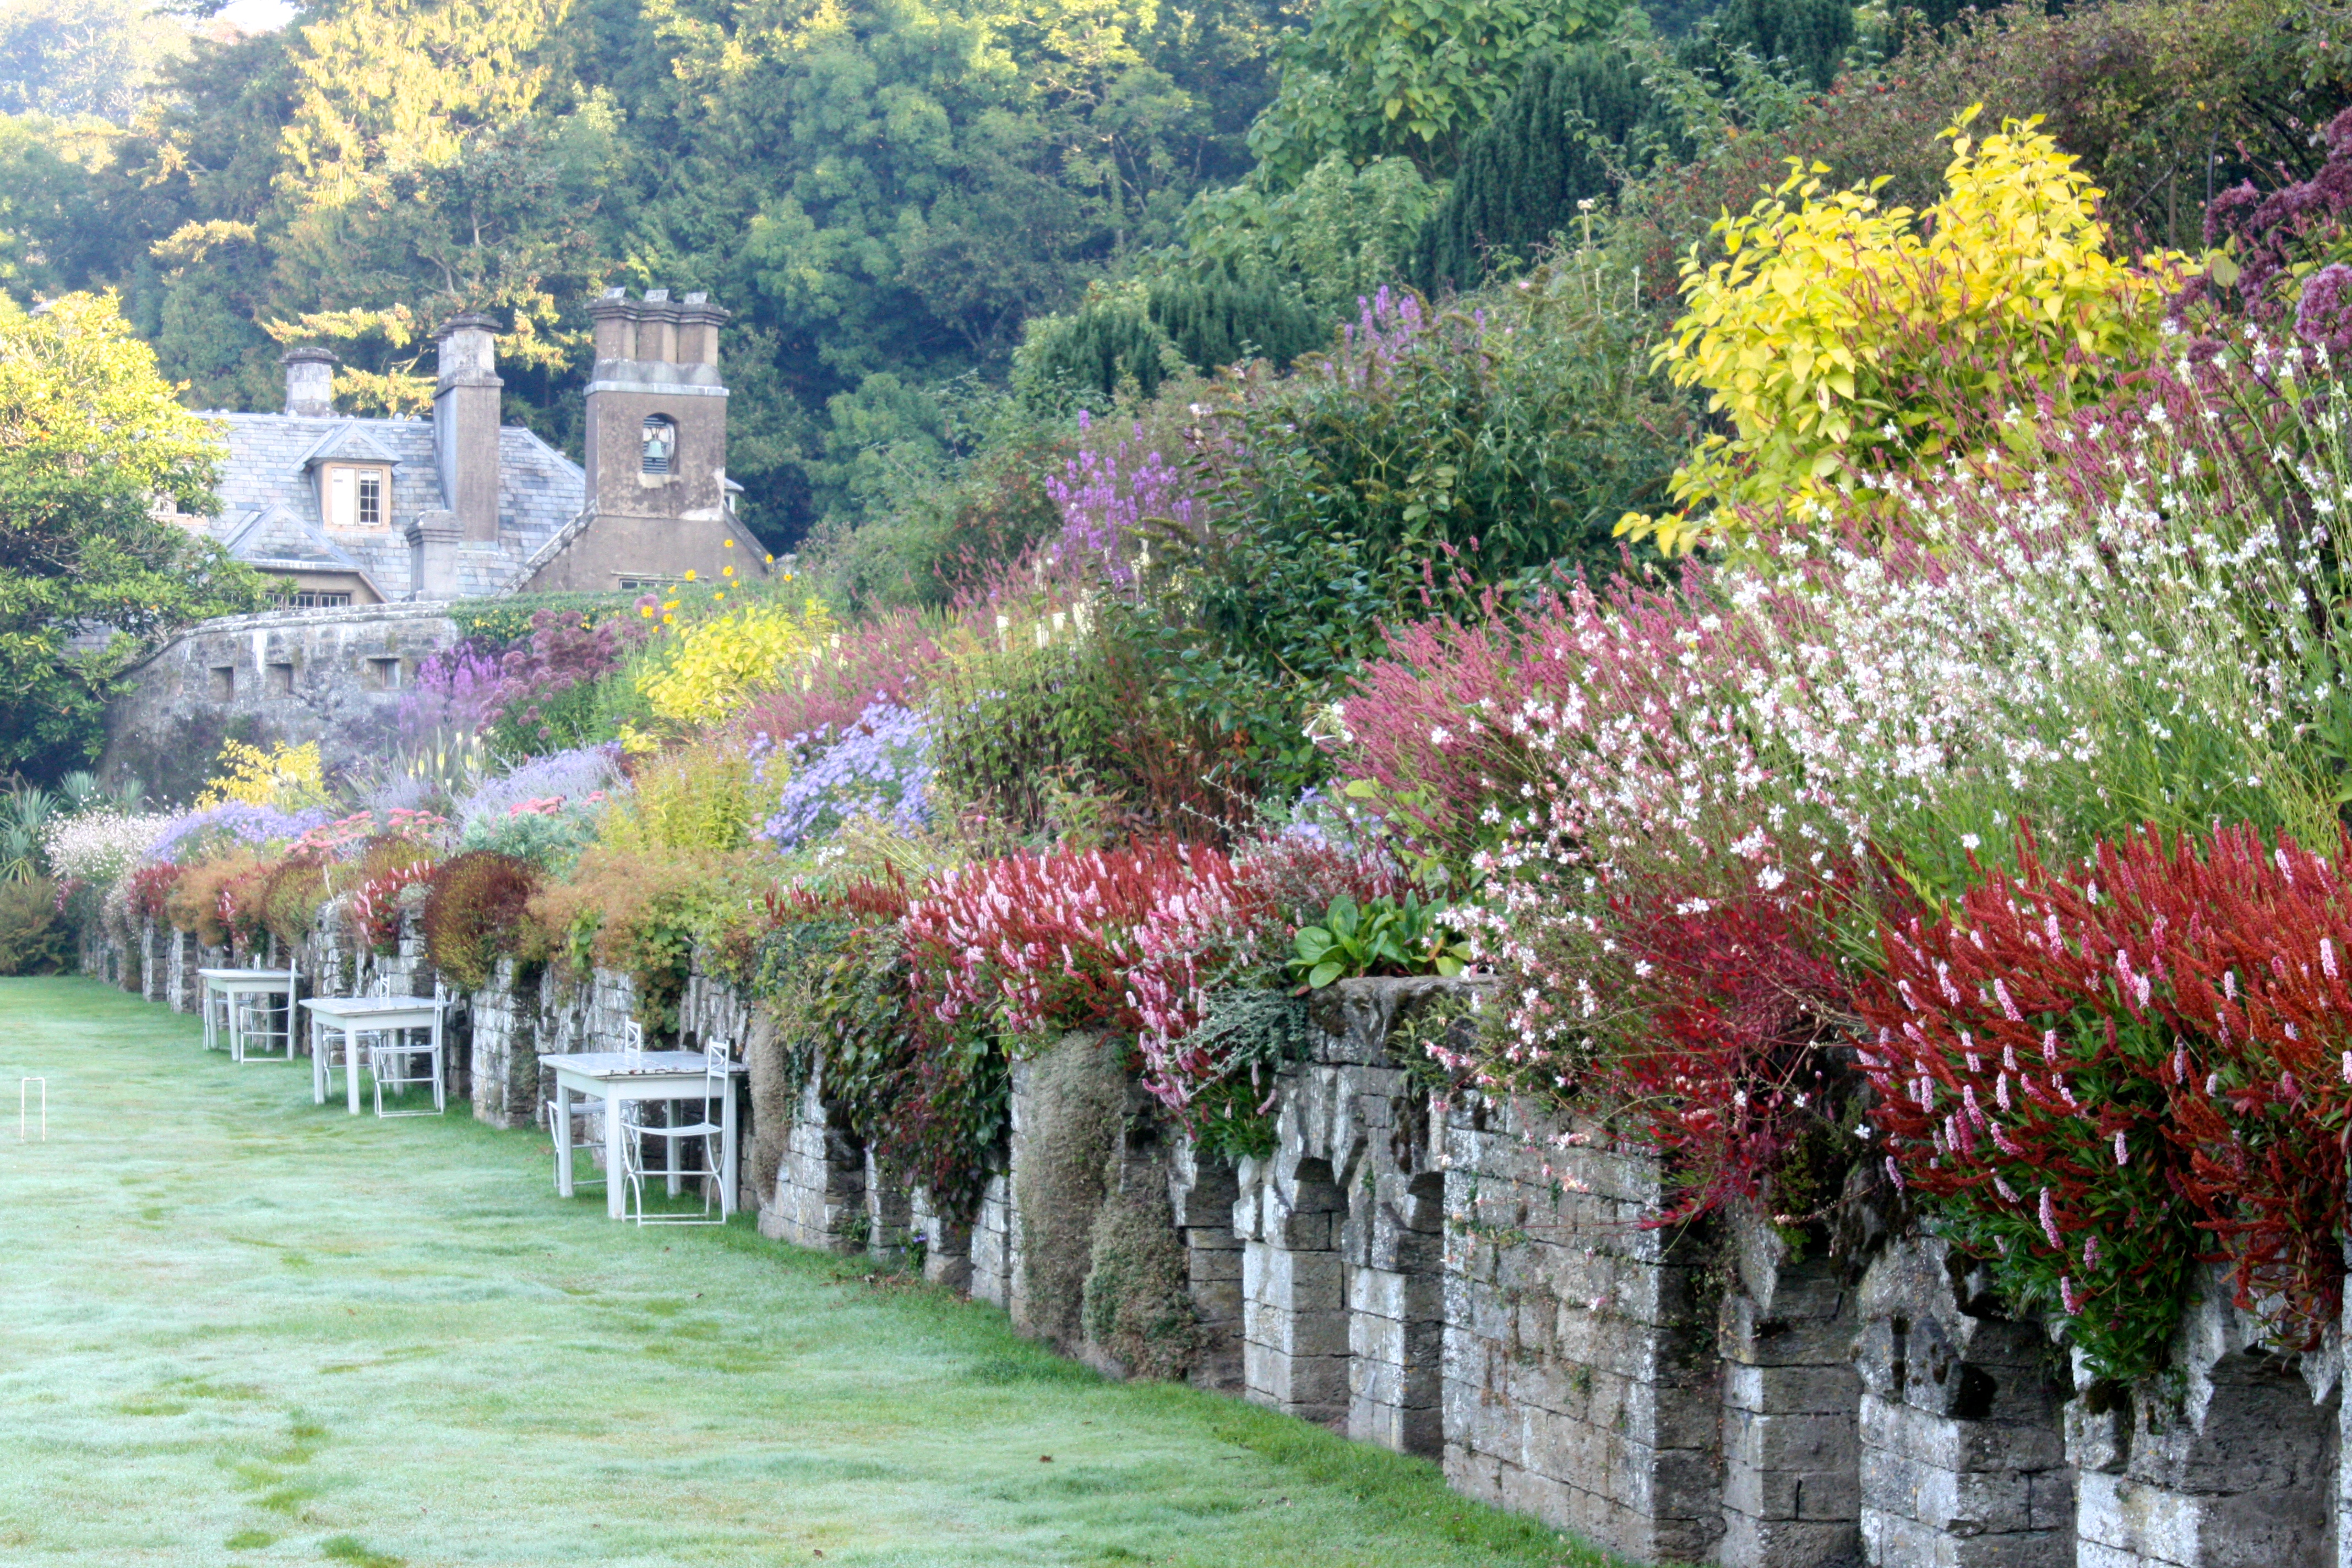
[1288,892,1472,989]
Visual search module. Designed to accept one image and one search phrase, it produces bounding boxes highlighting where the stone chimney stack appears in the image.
[432,313,503,545]
[281,346,337,417]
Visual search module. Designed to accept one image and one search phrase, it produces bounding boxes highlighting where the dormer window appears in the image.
[641,416,676,476]
[323,463,391,529]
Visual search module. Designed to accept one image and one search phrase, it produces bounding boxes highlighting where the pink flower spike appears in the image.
[2039,1188,2062,1250]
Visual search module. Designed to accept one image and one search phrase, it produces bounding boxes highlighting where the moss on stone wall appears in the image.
[1081,1153,1202,1381]
[1014,1030,1126,1352]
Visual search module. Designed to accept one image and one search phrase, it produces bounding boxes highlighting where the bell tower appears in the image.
[520,286,755,593]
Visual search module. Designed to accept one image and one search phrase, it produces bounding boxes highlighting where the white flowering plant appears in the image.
[42,810,178,890]
[1335,343,2350,1232]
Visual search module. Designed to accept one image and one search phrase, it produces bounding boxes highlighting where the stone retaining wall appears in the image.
[78,930,2344,1568]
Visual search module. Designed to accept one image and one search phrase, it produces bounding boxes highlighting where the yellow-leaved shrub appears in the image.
[195,740,328,810]
[1622,110,2192,555]
[634,598,835,726]
[599,737,769,854]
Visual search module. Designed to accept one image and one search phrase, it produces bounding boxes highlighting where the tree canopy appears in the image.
[0,292,266,778]
[0,0,1314,551]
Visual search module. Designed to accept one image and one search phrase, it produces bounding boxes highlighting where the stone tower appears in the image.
[518,286,756,594]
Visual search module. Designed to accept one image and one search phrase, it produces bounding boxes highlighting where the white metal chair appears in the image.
[542,1090,605,1191]
[540,1022,646,1191]
[366,977,448,1118]
[619,1038,729,1226]
[232,967,299,1063]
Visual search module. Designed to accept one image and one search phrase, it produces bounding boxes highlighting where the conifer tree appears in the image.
[1409,46,1665,294]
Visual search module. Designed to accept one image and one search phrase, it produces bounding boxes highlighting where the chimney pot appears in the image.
[280,346,337,417]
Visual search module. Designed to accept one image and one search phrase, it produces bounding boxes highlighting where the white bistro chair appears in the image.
[233,966,300,1063]
[541,1020,642,1191]
[364,976,449,1118]
[619,1036,731,1226]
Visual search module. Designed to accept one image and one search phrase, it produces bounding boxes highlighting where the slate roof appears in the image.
[197,412,589,600]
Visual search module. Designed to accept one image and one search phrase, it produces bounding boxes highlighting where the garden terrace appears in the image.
[76,906,2352,1568]
[35,62,2352,1568]
[0,976,1591,1567]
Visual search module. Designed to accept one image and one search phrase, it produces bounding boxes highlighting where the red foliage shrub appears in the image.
[127,863,181,923]
[1576,884,1854,1227]
[1860,824,2352,1379]
[422,851,541,991]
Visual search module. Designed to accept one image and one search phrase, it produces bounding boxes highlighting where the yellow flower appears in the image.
[722,564,735,578]
[663,600,679,611]
[640,605,655,618]
[662,613,674,624]
[764,553,774,564]
[723,538,735,548]
[713,592,725,601]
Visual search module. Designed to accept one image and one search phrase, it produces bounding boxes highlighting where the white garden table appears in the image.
[545,1052,744,1221]
[198,968,299,1061]
[303,995,447,1115]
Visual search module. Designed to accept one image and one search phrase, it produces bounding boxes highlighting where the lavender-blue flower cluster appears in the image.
[458,745,626,831]
[146,802,333,864]
[1047,411,1194,586]
[756,700,934,850]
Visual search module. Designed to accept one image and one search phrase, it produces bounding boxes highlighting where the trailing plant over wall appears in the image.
[422,851,540,992]
[905,838,1237,1048]
[1861,824,2352,1380]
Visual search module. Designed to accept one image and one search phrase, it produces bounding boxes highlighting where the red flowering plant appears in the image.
[903,837,1237,1047]
[1128,831,1403,1152]
[126,863,181,923]
[1574,880,1859,1228]
[1860,824,2352,1382]
[344,837,442,955]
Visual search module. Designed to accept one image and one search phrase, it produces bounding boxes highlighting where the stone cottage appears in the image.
[172,288,755,606]
[98,288,761,795]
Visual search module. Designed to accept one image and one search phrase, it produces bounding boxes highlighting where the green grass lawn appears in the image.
[0,977,1613,1568]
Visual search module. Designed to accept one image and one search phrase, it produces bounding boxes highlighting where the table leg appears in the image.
[346,1027,363,1115]
[722,1081,739,1218]
[311,1015,325,1105]
[204,985,215,1053]
[605,1092,626,1221]
[554,1082,574,1196]
[666,1096,684,1199]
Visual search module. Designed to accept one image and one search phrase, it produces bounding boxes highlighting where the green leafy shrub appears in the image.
[447,592,635,649]
[456,807,600,875]
[1183,155,1446,320]
[1016,275,1330,407]
[1411,45,1673,293]
[1174,263,1692,790]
